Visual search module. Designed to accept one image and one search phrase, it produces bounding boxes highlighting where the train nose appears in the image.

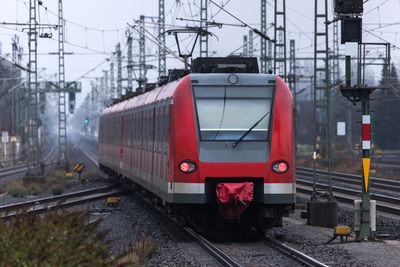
[216,182,254,220]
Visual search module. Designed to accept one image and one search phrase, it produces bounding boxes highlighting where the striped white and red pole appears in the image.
[362,115,371,193]
[362,115,371,150]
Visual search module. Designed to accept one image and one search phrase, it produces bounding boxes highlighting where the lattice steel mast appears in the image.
[27,0,40,173]
[260,0,267,73]
[274,0,287,79]
[58,0,67,167]
[110,62,115,99]
[158,0,166,77]
[200,0,208,57]
[248,30,254,57]
[116,43,122,98]
[312,0,333,200]
[127,34,133,92]
[11,36,21,138]
[138,15,146,92]
[243,35,248,57]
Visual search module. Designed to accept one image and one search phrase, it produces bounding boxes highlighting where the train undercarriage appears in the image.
[101,164,293,234]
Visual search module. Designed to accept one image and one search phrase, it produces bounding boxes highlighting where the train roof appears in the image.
[101,78,181,116]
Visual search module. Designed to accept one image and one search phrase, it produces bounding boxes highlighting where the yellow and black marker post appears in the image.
[73,163,86,183]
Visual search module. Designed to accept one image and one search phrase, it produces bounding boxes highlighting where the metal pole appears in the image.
[127,35,133,92]
[58,0,67,168]
[158,0,166,77]
[289,39,296,157]
[260,0,267,73]
[243,35,248,57]
[248,30,254,57]
[28,0,40,174]
[312,0,333,201]
[110,62,115,99]
[200,0,208,57]
[139,15,146,92]
[103,70,109,99]
[116,43,122,98]
[359,92,373,240]
[274,0,287,80]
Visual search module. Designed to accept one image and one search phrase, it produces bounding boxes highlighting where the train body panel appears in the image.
[99,71,295,227]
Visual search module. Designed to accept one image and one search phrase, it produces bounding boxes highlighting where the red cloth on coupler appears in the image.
[216,182,254,220]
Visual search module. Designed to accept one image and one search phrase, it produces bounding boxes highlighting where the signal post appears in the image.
[335,0,389,240]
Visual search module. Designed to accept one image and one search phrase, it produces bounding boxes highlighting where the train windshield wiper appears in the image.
[232,112,269,148]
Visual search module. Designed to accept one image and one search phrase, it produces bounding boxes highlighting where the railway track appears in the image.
[296,167,400,216]
[0,185,127,218]
[131,187,327,267]
[297,166,400,193]
[262,234,328,267]
[0,146,57,178]
[73,141,328,266]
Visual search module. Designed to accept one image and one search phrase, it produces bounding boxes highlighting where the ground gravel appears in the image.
[83,195,221,266]
[268,195,400,267]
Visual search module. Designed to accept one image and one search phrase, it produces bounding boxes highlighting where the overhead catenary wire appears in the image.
[128,21,185,64]
[209,0,274,42]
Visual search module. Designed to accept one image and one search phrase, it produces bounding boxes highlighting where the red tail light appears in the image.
[272,160,289,174]
[179,160,197,174]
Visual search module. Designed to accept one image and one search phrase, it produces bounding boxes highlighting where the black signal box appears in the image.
[334,0,363,15]
[341,17,362,44]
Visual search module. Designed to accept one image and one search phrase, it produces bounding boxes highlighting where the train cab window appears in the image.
[194,86,273,141]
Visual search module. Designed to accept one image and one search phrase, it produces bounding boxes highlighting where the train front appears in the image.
[171,59,295,229]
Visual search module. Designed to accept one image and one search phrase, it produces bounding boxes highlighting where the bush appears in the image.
[0,208,111,266]
[27,184,41,196]
[51,184,65,195]
[7,181,28,198]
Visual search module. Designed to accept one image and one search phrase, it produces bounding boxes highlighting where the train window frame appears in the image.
[192,85,274,142]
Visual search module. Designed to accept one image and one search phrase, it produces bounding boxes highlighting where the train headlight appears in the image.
[179,160,197,174]
[272,160,289,174]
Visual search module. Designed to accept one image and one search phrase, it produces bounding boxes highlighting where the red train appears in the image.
[99,58,295,231]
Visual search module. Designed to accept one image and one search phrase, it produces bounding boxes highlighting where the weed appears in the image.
[7,181,28,198]
[51,184,65,195]
[133,234,157,265]
[27,184,42,196]
[115,234,157,267]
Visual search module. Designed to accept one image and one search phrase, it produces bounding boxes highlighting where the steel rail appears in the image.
[129,190,243,267]
[263,235,328,267]
[0,185,127,218]
[297,166,400,192]
[0,185,118,212]
[296,179,400,215]
[183,226,242,267]
[0,146,57,178]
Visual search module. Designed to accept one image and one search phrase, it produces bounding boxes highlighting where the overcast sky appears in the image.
[0,0,399,108]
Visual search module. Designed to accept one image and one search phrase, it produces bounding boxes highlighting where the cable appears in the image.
[363,28,400,49]
[128,21,185,64]
[209,0,274,42]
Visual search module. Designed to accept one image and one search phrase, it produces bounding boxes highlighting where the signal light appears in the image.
[272,160,289,174]
[85,119,88,124]
[179,160,197,174]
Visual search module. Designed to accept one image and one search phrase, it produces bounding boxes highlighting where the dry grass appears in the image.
[50,184,66,195]
[115,234,157,267]
[6,180,46,198]
[81,168,104,179]
[5,169,77,198]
